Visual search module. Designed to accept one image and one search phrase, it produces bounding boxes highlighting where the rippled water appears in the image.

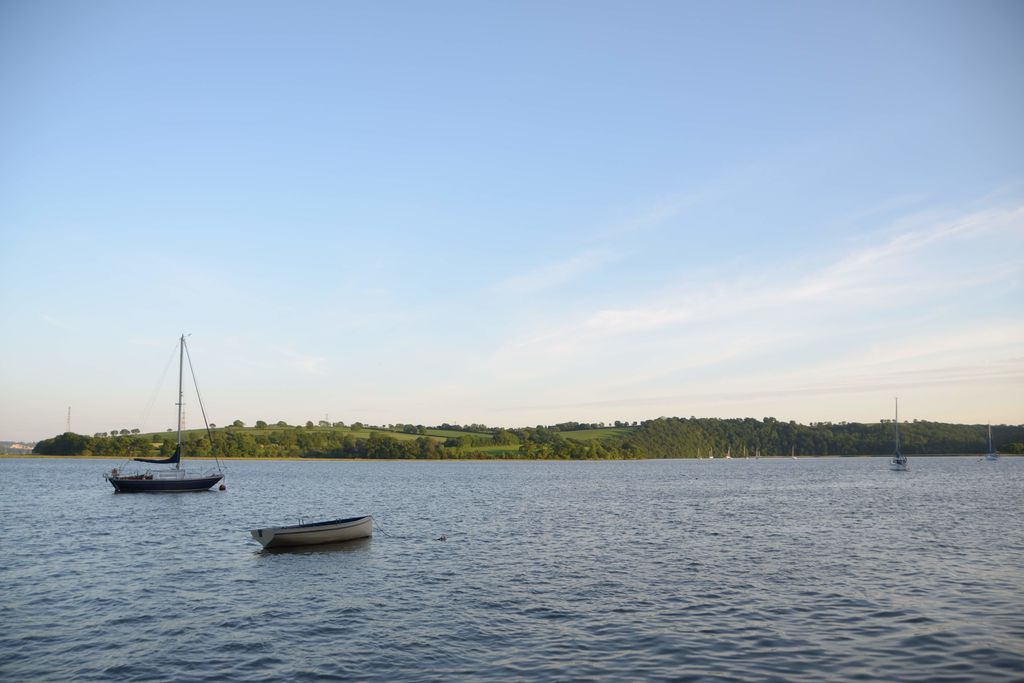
[1,456,1022,681]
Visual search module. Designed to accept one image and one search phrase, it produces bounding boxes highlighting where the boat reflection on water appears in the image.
[257,536,373,555]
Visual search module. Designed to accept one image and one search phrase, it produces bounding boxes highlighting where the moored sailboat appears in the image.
[889,398,909,472]
[984,425,998,461]
[106,335,225,493]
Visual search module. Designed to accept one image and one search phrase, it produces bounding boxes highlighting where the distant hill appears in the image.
[29,417,1024,459]
[624,417,1024,458]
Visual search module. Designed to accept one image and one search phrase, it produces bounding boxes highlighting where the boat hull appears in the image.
[251,515,373,549]
[108,474,224,493]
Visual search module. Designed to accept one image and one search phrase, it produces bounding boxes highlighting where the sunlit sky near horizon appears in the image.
[1,0,1022,441]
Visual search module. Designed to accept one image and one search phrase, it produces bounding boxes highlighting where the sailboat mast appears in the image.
[176,334,185,470]
[894,397,900,452]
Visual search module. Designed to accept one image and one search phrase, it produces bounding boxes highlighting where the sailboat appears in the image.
[105,335,225,493]
[889,398,909,472]
[984,425,998,461]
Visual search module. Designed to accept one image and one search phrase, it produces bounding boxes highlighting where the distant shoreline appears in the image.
[1,453,1014,462]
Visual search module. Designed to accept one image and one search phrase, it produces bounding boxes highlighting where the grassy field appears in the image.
[137,425,446,443]
[461,444,521,456]
[135,425,632,447]
[131,425,521,457]
[351,428,441,442]
[422,428,493,439]
[559,427,635,441]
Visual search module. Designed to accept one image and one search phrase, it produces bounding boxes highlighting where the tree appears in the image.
[318,420,330,428]
[256,420,268,429]
[305,421,315,429]
[493,430,518,446]
[276,420,289,427]
[119,429,129,436]
[130,428,140,435]
[232,419,245,428]
[33,432,92,455]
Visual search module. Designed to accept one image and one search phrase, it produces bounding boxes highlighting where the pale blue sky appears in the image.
[2,0,1022,441]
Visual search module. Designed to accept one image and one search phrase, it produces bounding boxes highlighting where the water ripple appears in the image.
[1,457,1022,681]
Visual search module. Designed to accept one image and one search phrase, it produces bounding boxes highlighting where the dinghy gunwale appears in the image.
[250,515,373,548]
[270,515,370,532]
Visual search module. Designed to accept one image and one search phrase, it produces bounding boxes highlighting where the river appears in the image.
[1,456,1021,681]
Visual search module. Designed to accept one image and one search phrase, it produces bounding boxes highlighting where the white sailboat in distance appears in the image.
[889,398,909,472]
[985,425,998,461]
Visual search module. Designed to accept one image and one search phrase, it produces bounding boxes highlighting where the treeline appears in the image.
[623,417,1024,457]
[34,429,452,459]
[545,421,639,432]
[518,427,641,459]
[385,422,633,436]
[31,427,641,460]
[31,417,1024,459]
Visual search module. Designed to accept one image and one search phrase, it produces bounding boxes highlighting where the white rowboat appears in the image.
[250,515,373,549]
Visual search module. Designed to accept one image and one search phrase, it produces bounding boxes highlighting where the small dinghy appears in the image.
[250,515,373,549]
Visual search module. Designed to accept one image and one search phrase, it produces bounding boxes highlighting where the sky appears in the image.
[1,0,1022,441]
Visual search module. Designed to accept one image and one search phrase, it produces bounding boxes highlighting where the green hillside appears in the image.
[560,427,636,441]
[31,416,1024,460]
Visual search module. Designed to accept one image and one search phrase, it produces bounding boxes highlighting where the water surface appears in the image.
[1,457,1021,681]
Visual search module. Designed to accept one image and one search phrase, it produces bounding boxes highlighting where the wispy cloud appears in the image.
[278,348,327,375]
[790,204,1024,303]
[493,357,1024,414]
[482,199,1024,400]
[495,248,615,294]
[39,314,71,329]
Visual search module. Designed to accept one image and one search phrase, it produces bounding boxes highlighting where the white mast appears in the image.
[176,334,184,470]
[895,397,900,453]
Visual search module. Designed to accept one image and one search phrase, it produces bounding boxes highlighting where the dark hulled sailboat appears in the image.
[106,335,224,493]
